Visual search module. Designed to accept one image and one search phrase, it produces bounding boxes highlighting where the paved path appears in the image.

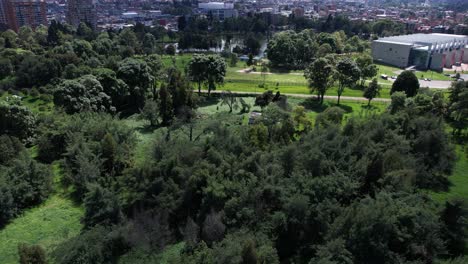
[199,90,391,102]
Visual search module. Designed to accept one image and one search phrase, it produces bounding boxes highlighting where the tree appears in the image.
[388,91,406,114]
[53,75,113,114]
[202,210,226,245]
[229,53,238,67]
[391,70,419,97]
[140,99,159,127]
[83,184,123,228]
[247,53,254,66]
[440,199,467,257]
[0,135,24,165]
[117,58,154,110]
[188,54,208,94]
[220,91,240,113]
[335,58,361,105]
[292,106,311,132]
[0,103,36,142]
[315,106,345,128]
[255,90,274,108]
[447,81,468,135]
[188,54,226,95]
[356,54,377,87]
[18,244,47,264]
[142,33,156,54]
[304,58,334,104]
[93,68,129,111]
[260,62,268,87]
[0,58,13,79]
[166,44,176,55]
[363,78,381,106]
[205,55,226,95]
[159,84,173,126]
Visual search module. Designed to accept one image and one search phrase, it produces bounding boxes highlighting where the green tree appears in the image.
[117,58,154,110]
[391,70,419,97]
[140,99,159,127]
[229,53,238,67]
[53,75,113,114]
[159,84,173,126]
[335,58,361,105]
[304,58,334,104]
[355,54,377,87]
[0,103,36,142]
[0,58,13,79]
[83,184,123,228]
[188,54,226,95]
[388,91,407,114]
[18,244,47,264]
[440,199,467,257]
[220,90,240,113]
[447,81,468,135]
[142,33,156,54]
[363,78,381,106]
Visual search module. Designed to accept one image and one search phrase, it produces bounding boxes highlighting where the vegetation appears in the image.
[0,18,467,264]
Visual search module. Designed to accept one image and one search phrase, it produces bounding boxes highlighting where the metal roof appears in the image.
[374,33,468,45]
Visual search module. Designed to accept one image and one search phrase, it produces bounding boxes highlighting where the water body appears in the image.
[170,36,268,57]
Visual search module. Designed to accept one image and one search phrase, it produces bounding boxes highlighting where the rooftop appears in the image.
[375,33,468,45]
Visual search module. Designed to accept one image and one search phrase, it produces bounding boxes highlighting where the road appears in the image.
[200,90,391,102]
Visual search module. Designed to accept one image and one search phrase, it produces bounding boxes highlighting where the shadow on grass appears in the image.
[197,95,221,107]
[299,98,328,113]
[335,104,353,113]
[136,123,165,135]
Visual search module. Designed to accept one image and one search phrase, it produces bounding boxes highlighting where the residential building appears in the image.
[0,0,47,31]
[67,0,97,29]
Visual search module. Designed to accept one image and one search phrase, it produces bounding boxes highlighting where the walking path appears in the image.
[199,90,391,102]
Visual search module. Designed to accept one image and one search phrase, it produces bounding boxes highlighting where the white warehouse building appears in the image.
[198,2,238,20]
[372,33,468,71]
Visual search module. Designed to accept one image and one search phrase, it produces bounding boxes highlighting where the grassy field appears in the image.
[162,54,458,100]
[0,196,83,264]
[431,146,468,203]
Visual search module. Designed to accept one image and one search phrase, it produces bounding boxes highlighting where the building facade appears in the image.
[372,33,468,71]
[67,0,97,29]
[0,0,47,31]
[198,2,238,20]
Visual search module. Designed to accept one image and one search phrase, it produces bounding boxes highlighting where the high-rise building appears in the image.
[67,0,97,29]
[0,0,47,31]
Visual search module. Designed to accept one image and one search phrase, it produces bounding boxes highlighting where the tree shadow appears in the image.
[299,98,328,113]
[197,95,221,107]
[334,104,353,113]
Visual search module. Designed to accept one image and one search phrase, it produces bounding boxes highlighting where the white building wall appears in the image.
[372,41,412,68]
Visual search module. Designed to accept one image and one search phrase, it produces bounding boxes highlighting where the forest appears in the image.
[0,18,467,264]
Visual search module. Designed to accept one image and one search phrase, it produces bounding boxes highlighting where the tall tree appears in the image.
[335,58,361,105]
[356,54,377,87]
[363,78,381,106]
[304,58,334,104]
[447,81,468,135]
[391,70,419,97]
[188,54,226,95]
[117,58,154,110]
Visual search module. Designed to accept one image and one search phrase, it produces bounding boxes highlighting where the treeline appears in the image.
[267,29,369,69]
[40,81,468,263]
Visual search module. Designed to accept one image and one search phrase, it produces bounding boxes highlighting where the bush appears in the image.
[18,244,47,264]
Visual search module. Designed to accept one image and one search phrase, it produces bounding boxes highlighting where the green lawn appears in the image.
[431,146,468,203]
[0,91,54,114]
[0,196,83,264]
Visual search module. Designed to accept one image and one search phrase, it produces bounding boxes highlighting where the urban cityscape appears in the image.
[0,1,467,264]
